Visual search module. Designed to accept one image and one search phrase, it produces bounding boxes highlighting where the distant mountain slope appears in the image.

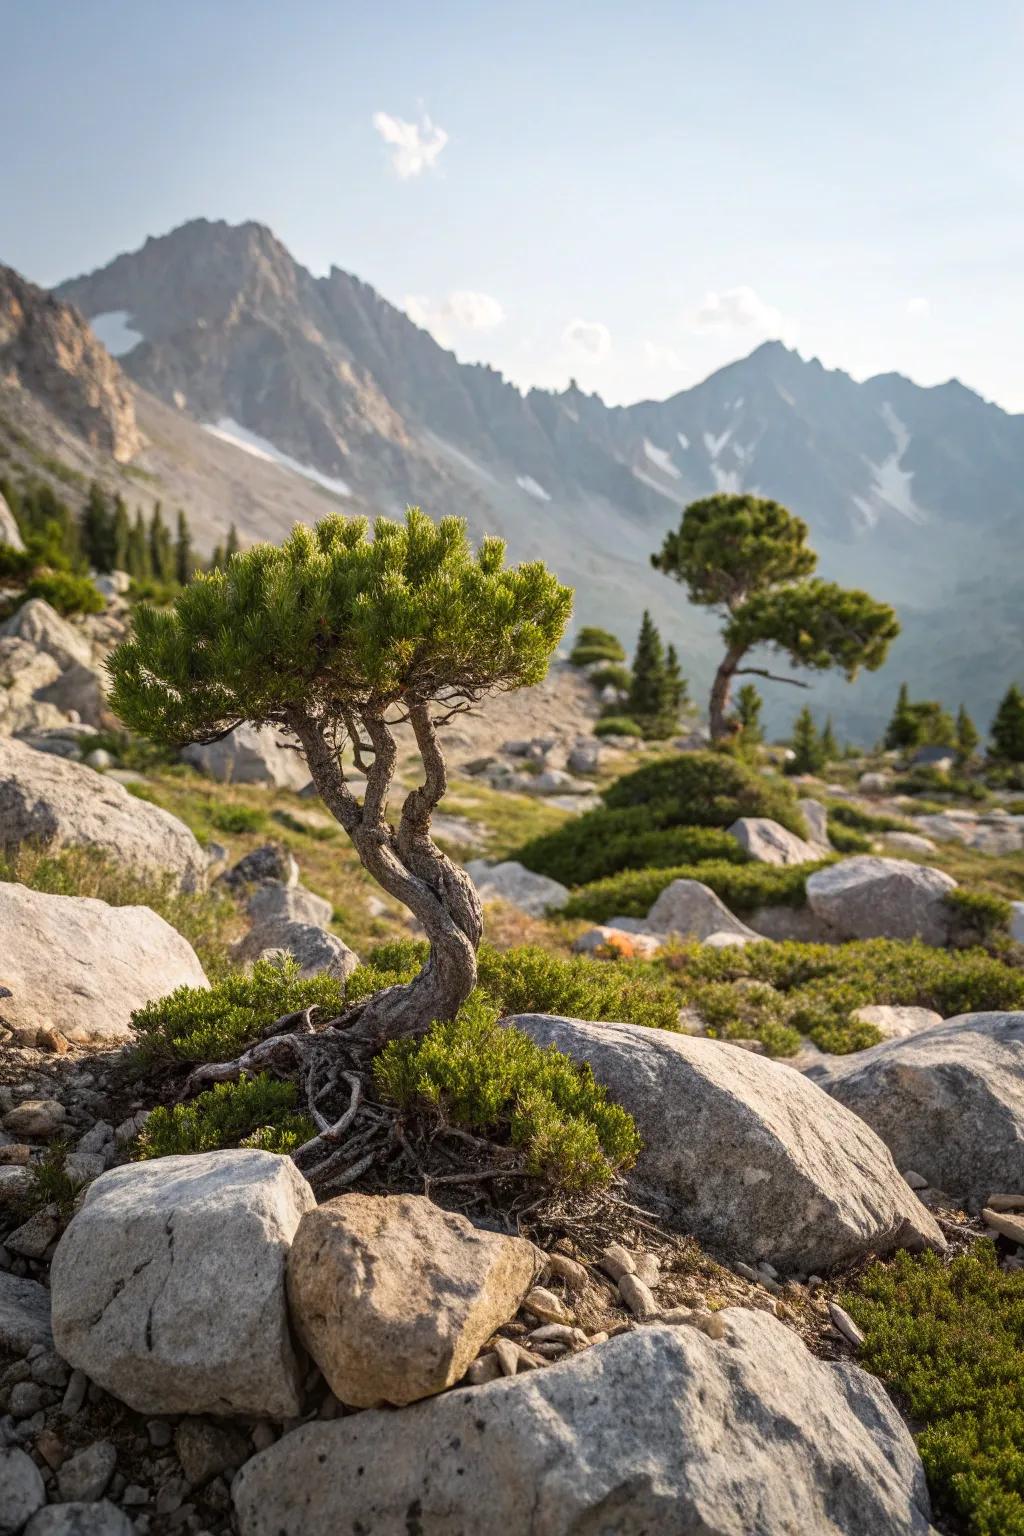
[40,220,1024,736]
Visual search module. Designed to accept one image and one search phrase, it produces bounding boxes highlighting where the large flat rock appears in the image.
[232,1311,935,1536]
[0,882,208,1044]
[505,1013,944,1272]
[51,1150,315,1418]
[808,1011,1024,1208]
[0,737,206,891]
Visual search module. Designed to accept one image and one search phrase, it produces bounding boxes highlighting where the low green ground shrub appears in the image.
[659,937,1024,1055]
[894,767,989,802]
[945,887,1013,945]
[131,958,346,1064]
[563,860,824,921]
[207,803,269,835]
[136,1074,314,1158]
[374,994,640,1192]
[844,1245,1024,1536]
[516,804,746,885]
[827,822,873,854]
[0,845,236,977]
[604,751,808,837]
[593,716,642,738]
[23,571,105,616]
[588,664,632,691]
[475,943,680,1030]
[348,940,681,1033]
[828,802,914,834]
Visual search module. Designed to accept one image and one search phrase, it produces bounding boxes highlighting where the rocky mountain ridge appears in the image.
[0,266,140,464]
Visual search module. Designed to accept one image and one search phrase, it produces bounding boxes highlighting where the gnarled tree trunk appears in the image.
[708,641,746,743]
[289,699,482,1046]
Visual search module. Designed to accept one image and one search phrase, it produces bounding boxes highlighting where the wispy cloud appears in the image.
[687,285,793,340]
[563,318,611,360]
[372,111,448,178]
[404,290,505,347]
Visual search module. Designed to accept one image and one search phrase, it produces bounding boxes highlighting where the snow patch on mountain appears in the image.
[516,474,551,502]
[677,432,690,450]
[90,311,144,357]
[202,418,351,497]
[852,402,926,527]
[632,467,684,501]
[642,439,681,479]
[703,425,733,458]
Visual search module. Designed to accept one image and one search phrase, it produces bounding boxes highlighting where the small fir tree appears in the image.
[82,482,116,572]
[627,611,667,731]
[127,509,151,581]
[569,626,625,666]
[664,644,689,716]
[735,683,763,748]
[112,496,130,573]
[955,704,979,766]
[174,510,193,587]
[990,685,1024,763]
[149,504,173,583]
[788,706,826,775]
[652,494,898,741]
[225,523,240,562]
[820,716,838,762]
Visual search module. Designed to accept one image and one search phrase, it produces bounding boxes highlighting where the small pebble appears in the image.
[465,1354,502,1386]
[618,1272,659,1320]
[543,1253,589,1292]
[492,1338,520,1377]
[599,1243,635,1283]
[523,1287,572,1325]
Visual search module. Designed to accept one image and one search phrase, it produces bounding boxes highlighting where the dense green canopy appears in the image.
[107,509,574,746]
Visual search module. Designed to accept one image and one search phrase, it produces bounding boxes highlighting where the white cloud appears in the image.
[906,295,930,318]
[563,318,611,360]
[372,111,448,178]
[687,285,791,338]
[403,289,506,347]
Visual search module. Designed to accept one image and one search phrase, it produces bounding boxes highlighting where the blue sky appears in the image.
[3,0,1021,408]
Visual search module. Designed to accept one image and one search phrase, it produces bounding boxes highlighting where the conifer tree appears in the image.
[225,523,240,562]
[955,704,979,765]
[788,706,826,774]
[627,611,667,731]
[127,509,151,581]
[208,543,225,574]
[652,494,898,740]
[735,683,763,747]
[174,510,193,587]
[149,504,173,583]
[81,482,116,572]
[820,716,838,762]
[107,509,572,1044]
[112,496,130,573]
[664,643,689,716]
[884,683,916,750]
[990,685,1024,763]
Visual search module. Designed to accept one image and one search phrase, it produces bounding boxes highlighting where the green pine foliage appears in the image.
[626,611,685,738]
[131,958,347,1065]
[588,663,632,691]
[991,685,1024,763]
[373,994,640,1193]
[516,804,748,885]
[944,887,1013,944]
[658,936,1024,1055]
[956,704,980,765]
[174,510,193,586]
[844,1245,1024,1536]
[820,716,838,761]
[136,1074,315,1159]
[735,683,763,748]
[603,751,809,836]
[651,493,898,739]
[787,706,826,775]
[563,860,824,922]
[23,570,104,616]
[569,626,625,666]
[107,509,573,748]
[885,684,956,751]
[593,715,643,738]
